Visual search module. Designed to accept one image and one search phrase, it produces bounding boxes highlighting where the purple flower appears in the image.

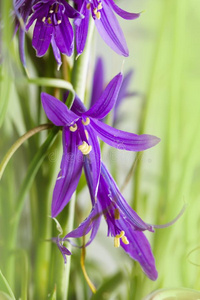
[25,0,82,68]
[73,0,140,56]
[13,0,36,66]
[41,72,160,217]
[61,161,158,281]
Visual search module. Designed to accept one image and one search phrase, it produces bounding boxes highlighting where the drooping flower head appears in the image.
[41,72,160,217]
[59,160,158,281]
[73,0,140,57]
[25,0,82,67]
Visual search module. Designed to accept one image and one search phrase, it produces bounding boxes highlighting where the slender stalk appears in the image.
[0,124,53,180]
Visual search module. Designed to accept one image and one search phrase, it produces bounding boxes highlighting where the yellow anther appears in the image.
[85,130,89,140]
[69,124,78,132]
[122,236,129,245]
[78,141,92,155]
[82,117,90,126]
[57,20,62,24]
[98,3,103,10]
[114,209,120,220]
[114,237,120,248]
[48,17,52,24]
[93,7,98,14]
[42,16,46,22]
[49,9,54,13]
[118,230,125,238]
[86,3,91,9]
[96,11,101,20]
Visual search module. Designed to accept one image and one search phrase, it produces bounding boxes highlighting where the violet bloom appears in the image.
[13,0,36,66]
[26,0,82,67]
[60,161,158,281]
[73,0,140,56]
[41,72,160,217]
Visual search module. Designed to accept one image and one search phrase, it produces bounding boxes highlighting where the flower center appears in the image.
[87,0,103,20]
[114,230,129,248]
[41,1,64,26]
[69,117,92,155]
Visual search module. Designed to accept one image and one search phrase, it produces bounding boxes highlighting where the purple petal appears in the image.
[71,94,87,115]
[65,202,101,246]
[121,229,158,280]
[107,0,141,20]
[54,14,74,56]
[41,92,79,126]
[85,73,123,119]
[74,2,90,55]
[61,0,83,19]
[100,163,153,231]
[51,35,62,68]
[90,57,104,108]
[94,1,129,56]
[32,20,53,57]
[52,128,83,217]
[91,119,160,151]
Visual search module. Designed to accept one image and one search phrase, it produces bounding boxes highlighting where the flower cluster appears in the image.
[13,0,161,284]
[13,0,140,66]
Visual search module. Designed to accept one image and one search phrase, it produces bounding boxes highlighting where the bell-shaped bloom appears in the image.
[73,0,140,56]
[13,0,36,66]
[41,72,160,217]
[25,0,82,67]
[60,161,158,281]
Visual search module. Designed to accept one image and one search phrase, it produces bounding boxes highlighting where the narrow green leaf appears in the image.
[28,77,74,94]
[91,272,123,300]
[49,287,57,300]
[0,270,16,300]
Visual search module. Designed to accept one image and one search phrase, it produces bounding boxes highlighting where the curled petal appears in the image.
[41,92,78,126]
[65,202,101,247]
[91,119,160,151]
[107,0,141,20]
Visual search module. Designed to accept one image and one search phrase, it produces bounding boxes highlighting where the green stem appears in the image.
[0,124,53,180]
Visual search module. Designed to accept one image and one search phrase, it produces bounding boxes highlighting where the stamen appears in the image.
[86,3,91,9]
[85,130,89,140]
[98,3,103,10]
[93,7,98,14]
[69,124,78,132]
[96,11,101,20]
[114,237,120,248]
[49,9,54,13]
[121,236,129,245]
[42,16,46,22]
[78,141,92,155]
[55,4,59,13]
[82,117,90,126]
[114,208,120,220]
[48,17,52,24]
[57,20,62,24]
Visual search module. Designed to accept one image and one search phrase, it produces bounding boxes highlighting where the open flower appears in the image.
[26,0,82,67]
[41,72,160,217]
[73,0,140,56]
[60,161,158,281]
